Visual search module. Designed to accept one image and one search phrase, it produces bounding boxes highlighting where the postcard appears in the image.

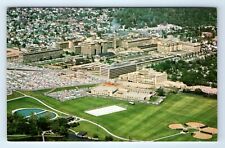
[7,7,217,142]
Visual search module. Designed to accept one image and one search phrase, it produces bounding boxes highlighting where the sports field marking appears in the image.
[85,105,126,116]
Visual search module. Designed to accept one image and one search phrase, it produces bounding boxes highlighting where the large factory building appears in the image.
[100,62,137,79]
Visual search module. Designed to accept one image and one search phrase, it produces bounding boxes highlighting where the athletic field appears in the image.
[7,88,217,141]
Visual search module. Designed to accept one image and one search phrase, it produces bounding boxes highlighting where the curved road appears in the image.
[8,91,130,141]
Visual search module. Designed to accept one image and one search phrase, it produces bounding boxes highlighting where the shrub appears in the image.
[93,133,99,138]
[105,135,113,141]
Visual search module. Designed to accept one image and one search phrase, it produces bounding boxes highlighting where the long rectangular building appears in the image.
[23,48,63,63]
[100,62,137,79]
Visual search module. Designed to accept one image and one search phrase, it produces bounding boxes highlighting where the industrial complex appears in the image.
[7,8,217,142]
[7,33,216,102]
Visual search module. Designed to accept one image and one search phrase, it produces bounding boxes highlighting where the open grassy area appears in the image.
[7,91,24,100]
[158,132,217,141]
[71,121,120,141]
[16,84,97,95]
[7,97,49,113]
[7,90,217,141]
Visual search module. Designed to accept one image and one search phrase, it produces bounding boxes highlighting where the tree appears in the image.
[162,30,167,38]
[28,114,39,136]
[71,52,76,56]
[151,54,217,87]
[50,121,60,133]
[93,133,99,139]
[59,126,68,136]
[156,87,165,96]
[114,8,216,28]
[37,117,51,131]
[171,74,177,81]
[7,113,28,135]
[8,113,72,139]
[194,88,203,95]
[70,122,79,127]
[50,118,69,136]
[105,135,113,141]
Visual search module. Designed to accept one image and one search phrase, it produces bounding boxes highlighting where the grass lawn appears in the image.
[7,97,52,113]
[71,121,121,141]
[22,84,97,95]
[160,133,217,141]
[7,90,217,141]
[7,91,24,100]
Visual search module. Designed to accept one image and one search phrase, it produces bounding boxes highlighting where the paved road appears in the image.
[151,132,184,141]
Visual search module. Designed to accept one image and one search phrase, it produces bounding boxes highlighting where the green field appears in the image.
[7,91,24,100]
[7,89,217,141]
[71,121,120,141]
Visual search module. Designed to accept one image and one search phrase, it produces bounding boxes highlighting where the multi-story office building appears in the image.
[118,69,167,86]
[58,39,113,57]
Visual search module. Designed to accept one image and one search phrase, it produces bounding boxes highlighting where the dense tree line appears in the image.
[168,26,217,42]
[183,88,217,98]
[114,8,217,28]
[7,113,79,137]
[151,55,217,87]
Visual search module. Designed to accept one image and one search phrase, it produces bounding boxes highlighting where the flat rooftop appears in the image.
[7,48,22,58]
[101,62,136,69]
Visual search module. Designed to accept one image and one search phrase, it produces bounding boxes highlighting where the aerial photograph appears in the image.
[7,7,217,141]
